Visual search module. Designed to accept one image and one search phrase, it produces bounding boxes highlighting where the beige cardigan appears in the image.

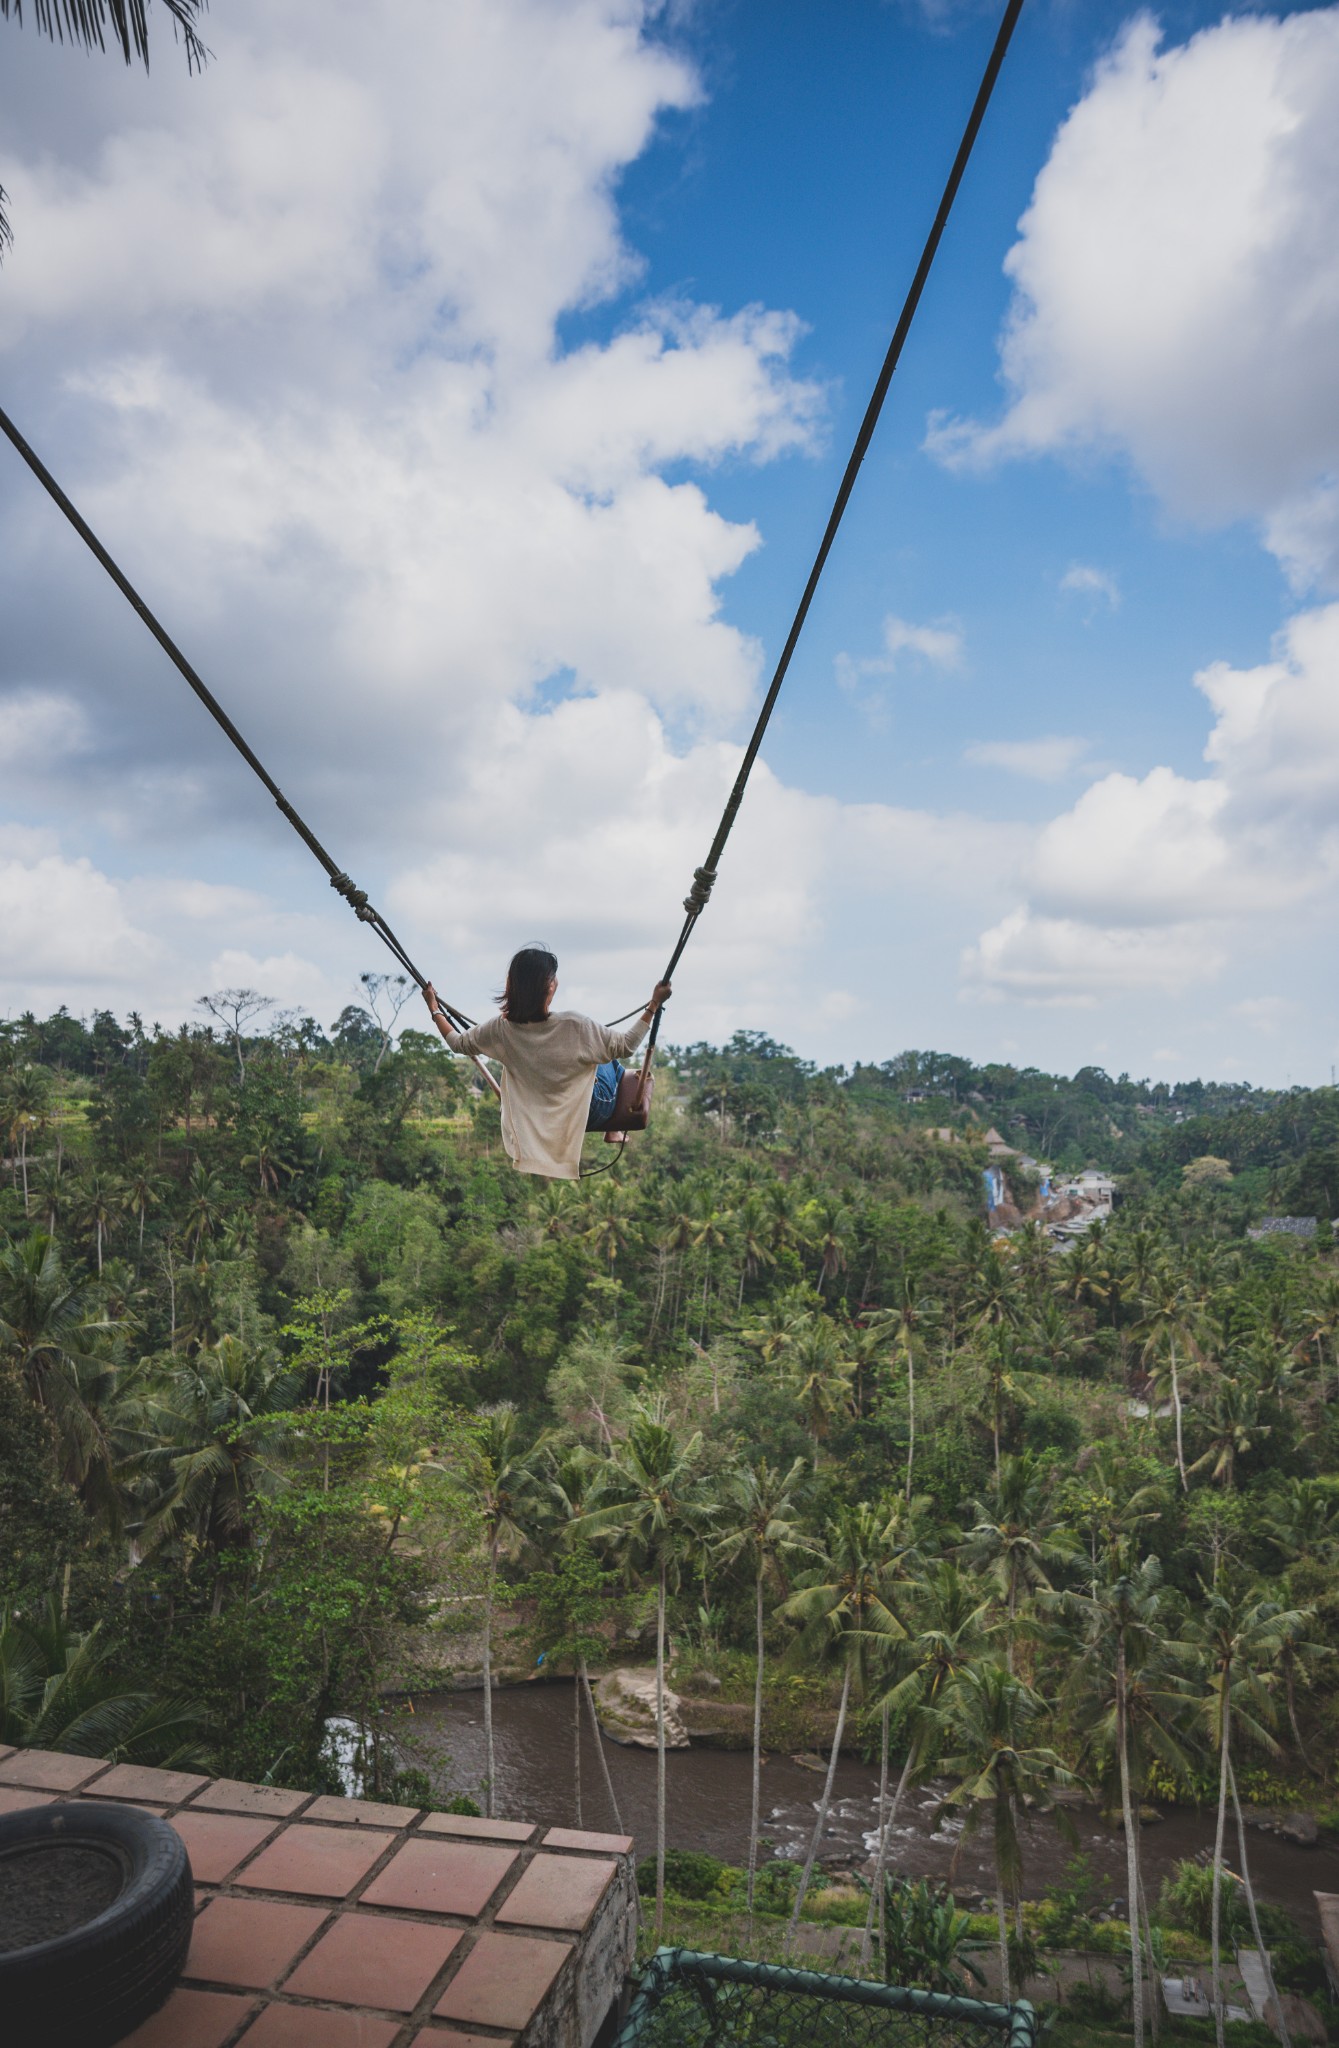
[444,1009,650,1180]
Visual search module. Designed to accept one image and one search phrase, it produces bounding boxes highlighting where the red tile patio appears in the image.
[0,1747,636,2048]
[496,1854,615,1933]
[361,1837,518,1916]
[283,1912,461,2010]
[237,1820,395,1898]
[188,1895,330,1989]
[434,1931,572,2032]
[172,1809,283,1884]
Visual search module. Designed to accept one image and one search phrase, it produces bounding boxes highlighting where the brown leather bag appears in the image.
[603,1058,654,1141]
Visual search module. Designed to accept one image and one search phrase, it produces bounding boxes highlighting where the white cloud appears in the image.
[962,909,1225,1007]
[963,602,1339,1004]
[881,614,964,670]
[1060,563,1120,610]
[0,690,91,770]
[928,9,1339,589]
[0,847,158,989]
[965,735,1089,782]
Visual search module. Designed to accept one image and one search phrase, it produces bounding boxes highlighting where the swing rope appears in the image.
[637,0,1025,1060]
[0,0,1022,1083]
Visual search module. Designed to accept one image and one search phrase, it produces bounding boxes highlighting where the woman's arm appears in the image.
[603,981,672,1061]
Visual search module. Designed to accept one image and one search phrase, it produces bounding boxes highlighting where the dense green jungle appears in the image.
[4,993,1339,2031]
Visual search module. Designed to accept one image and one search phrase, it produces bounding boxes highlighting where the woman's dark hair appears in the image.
[501,946,558,1024]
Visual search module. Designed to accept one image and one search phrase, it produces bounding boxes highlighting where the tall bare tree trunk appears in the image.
[572,1673,582,1829]
[860,1704,895,1966]
[747,1566,765,1924]
[1170,1344,1188,1492]
[655,1561,667,1940]
[1230,1760,1291,2048]
[904,1344,916,1500]
[996,1874,1011,2001]
[580,1657,623,1833]
[787,1661,851,1947]
[1118,1647,1145,2048]
[1211,1688,1231,2048]
[483,1533,497,1819]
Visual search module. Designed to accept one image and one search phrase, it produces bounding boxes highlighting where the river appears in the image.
[397,1682,1339,1938]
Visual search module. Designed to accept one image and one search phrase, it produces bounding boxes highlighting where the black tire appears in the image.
[0,1800,193,2046]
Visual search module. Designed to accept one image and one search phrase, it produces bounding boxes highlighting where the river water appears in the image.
[398,1683,1339,1938]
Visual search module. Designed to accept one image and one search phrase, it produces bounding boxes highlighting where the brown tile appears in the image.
[0,1786,54,1813]
[191,1778,311,1820]
[303,1793,416,1828]
[433,1932,571,2032]
[0,1748,108,1791]
[285,1912,462,2010]
[495,1853,615,1932]
[541,1825,634,1855]
[361,1838,517,1917]
[411,2033,516,2047]
[238,1822,394,1899]
[119,1986,256,2047]
[0,1745,12,1760]
[86,1761,209,1804]
[422,1813,535,1843]
[238,2008,400,2048]
[172,1810,280,1883]
[185,1895,329,1990]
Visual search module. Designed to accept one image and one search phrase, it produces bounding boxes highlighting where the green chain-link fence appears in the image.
[617,1949,1038,2048]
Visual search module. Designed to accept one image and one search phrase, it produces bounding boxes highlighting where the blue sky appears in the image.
[2,0,1337,1085]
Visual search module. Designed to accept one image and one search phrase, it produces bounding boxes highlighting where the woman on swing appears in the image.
[424,946,671,1181]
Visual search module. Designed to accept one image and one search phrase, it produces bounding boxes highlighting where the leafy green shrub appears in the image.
[638,1850,727,1901]
[1065,1979,1126,2024]
[1159,1859,1247,1943]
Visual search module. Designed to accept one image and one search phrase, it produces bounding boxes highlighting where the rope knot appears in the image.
[683,866,717,915]
[330,871,369,913]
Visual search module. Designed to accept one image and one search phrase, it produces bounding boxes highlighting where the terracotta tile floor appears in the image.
[237,1820,395,1898]
[172,1809,283,1884]
[0,1748,635,2048]
[496,1854,615,1933]
[361,1838,518,1917]
[434,1931,572,2032]
[283,1912,461,2010]
[188,1895,330,1989]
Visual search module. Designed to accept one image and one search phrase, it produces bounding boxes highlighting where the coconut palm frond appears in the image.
[0,0,208,71]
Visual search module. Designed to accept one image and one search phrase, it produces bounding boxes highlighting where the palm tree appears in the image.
[137,1337,299,1580]
[122,1166,165,1265]
[77,1167,124,1276]
[542,1447,625,1835]
[182,1161,227,1257]
[0,1232,111,1467]
[804,1198,852,1294]
[586,1403,710,1938]
[1,1061,51,1210]
[469,1403,547,1818]
[688,1187,731,1341]
[0,1593,207,1767]
[868,1277,938,1498]
[584,1183,632,1275]
[1183,1587,1307,2048]
[715,1456,816,1922]
[733,1189,776,1306]
[780,1501,907,1943]
[784,1320,854,1469]
[1140,1267,1200,1493]
[862,1559,995,1965]
[963,1451,1071,1667]
[1190,1377,1267,1489]
[934,1661,1076,2000]
[1057,1557,1192,2048]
